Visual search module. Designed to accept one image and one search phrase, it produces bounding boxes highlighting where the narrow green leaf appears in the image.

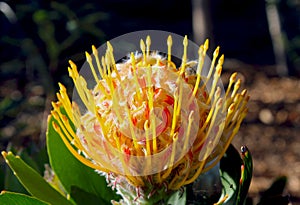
[47,112,120,204]
[0,191,49,205]
[32,147,50,175]
[218,144,242,205]
[2,151,73,205]
[237,146,253,205]
[186,163,222,204]
[0,164,5,191]
[19,150,41,174]
[4,160,28,195]
[3,145,28,194]
[70,186,107,205]
[3,145,48,195]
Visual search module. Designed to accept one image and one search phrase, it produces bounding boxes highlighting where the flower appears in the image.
[50,34,249,203]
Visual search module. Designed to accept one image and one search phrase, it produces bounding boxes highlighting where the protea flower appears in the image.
[50,33,249,204]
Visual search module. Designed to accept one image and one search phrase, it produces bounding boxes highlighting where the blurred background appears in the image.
[0,0,300,204]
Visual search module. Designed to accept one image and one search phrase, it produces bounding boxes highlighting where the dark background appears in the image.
[1,0,300,204]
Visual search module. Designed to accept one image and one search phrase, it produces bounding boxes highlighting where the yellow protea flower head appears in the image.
[50,31,248,202]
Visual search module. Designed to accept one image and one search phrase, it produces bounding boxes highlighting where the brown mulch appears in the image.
[223,59,300,204]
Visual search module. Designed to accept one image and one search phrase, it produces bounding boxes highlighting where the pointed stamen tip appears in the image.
[0,190,6,195]
[213,46,220,56]
[230,72,238,81]
[51,110,59,118]
[67,67,73,78]
[228,103,235,113]
[183,35,188,46]
[130,52,135,58]
[85,51,92,62]
[241,89,247,96]
[218,54,225,65]
[198,45,204,54]
[1,151,7,158]
[51,101,58,108]
[215,64,222,76]
[167,35,172,46]
[47,114,52,123]
[58,82,66,90]
[146,35,151,45]
[140,39,145,50]
[52,121,60,131]
[68,60,75,67]
[107,41,113,51]
[54,99,60,108]
[235,79,241,86]
[92,46,99,59]
[233,94,241,102]
[204,39,209,50]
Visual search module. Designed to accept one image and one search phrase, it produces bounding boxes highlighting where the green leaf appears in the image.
[3,145,28,194]
[3,145,48,195]
[186,164,222,204]
[0,164,5,191]
[32,147,50,175]
[4,158,28,194]
[166,187,187,205]
[47,112,120,204]
[70,186,107,205]
[0,191,49,205]
[185,144,253,205]
[17,144,50,175]
[2,151,73,205]
[237,146,253,205]
[19,150,41,174]
[218,144,243,205]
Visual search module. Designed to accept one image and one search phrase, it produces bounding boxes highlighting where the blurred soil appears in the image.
[223,59,300,204]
